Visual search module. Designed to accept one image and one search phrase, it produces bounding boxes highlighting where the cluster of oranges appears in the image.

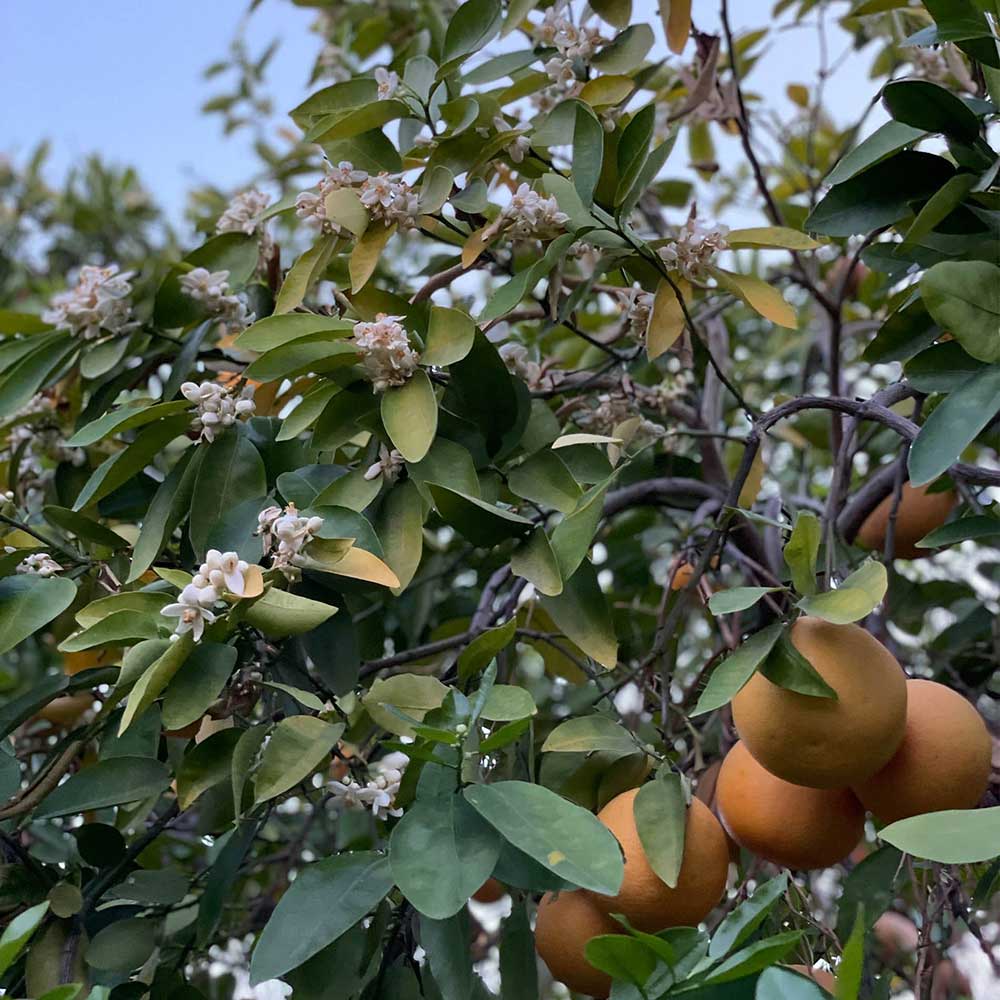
[531,616,992,998]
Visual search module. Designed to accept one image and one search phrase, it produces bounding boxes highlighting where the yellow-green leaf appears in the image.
[325,545,401,589]
[381,369,438,462]
[274,238,336,315]
[579,75,634,107]
[660,0,692,54]
[350,222,396,293]
[422,306,476,367]
[648,278,688,360]
[324,187,369,237]
[726,226,821,251]
[712,267,797,328]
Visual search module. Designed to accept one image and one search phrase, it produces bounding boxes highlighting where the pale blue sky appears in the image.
[6,1,879,231]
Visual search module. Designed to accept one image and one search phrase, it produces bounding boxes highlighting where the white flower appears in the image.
[4,395,86,507]
[499,341,547,390]
[179,268,255,330]
[352,314,420,392]
[255,502,324,580]
[216,188,270,237]
[329,751,409,821]
[16,552,62,577]
[618,285,654,340]
[364,445,405,482]
[43,264,136,341]
[490,183,569,241]
[162,582,219,642]
[180,381,256,442]
[657,214,730,281]
[199,548,250,597]
[493,116,532,164]
[358,173,420,229]
[535,5,604,60]
[544,56,577,88]
[374,66,399,100]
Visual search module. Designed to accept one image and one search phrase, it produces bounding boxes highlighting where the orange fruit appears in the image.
[671,561,696,590]
[535,890,616,999]
[590,789,729,932]
[715,741,864,870]
[856,483,956,559]
[471,878,507,904]
[35,694,94,728]
[732,617,908,788]
[787,964,836,994]
[853,679,992,823]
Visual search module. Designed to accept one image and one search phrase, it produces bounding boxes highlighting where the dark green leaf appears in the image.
[35,757,170,818]
[692,624,783,716]
[634,772,686,888]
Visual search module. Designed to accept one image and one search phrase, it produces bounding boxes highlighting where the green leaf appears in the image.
[381,370,438,462]
[550,477,612,579]
[594,23,654,74]
[253,716,345,805]
[128,447,200,582]
[908,365,1000,486]
[177,728,242,809]
[428,482,532,546]
[785,510,821,596]
[242,588,337,638]
[35,757,170,818]
[0,900,49,977]
[634,772,686,888]
[805,151,953,236]
[422,306,476,367]
[108,868,188,906]
[419,911,481,1000]
[43,506,129,550]
[882,79,982,143]
[797,559,887,624]
[757,967,832,1000]
[349,222,396,293]
[917,514,1000,548]
[85,917,158,972]
[377,481,424,593]
[572,102,605,207]
[921,261,1000,364]
[235,313,353,352]
[0,576,77,655]
[879,806,1000,863]
[510,527,563,597]
[825,120,926,186]
[540,561,618,669]
[541,714,639,755]
[464,780,624,894]
[161,641,237,730]
[480,684,536,721]
[67,399,191,448]
[0,334,77,416]
[244,339,358,382]
[836,906,865,1000]
[902,171,978,246]
[324,189,369,236]
[499,900,539,1000]
[707,587,782,615]
[59,609,163,652]
[760,626,839,699]
[442,0,503,64]
[726,226,821,250]
[836,846,903,936]
[274,237,337,313]
[709,873,789,958]
[704,929,803,984]
[118,632,194,733]
[250,852,393,984]
[508,449,582,515]
[390,795,502,918]
[458,618,517,682]
[585,934,657,987]
[260,681,326,711]
[73,416,191,511]
[363,673,449,738]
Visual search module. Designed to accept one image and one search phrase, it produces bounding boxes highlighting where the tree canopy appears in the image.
[1,1,999,998]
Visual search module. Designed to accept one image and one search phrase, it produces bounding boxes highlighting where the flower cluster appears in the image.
[42,264,136,341]
[215,188,274,261]
[180,380,256,442]
[489,183,569,241]
[329,751,409,821]
[256,503,324,580]
[161,549,253,642]
[618,286,654,340]
[14,552,62,577]
[295,161,420,233]
[352,314,420,392]
[5,395,86,507]
[658,215,730,280]
[179,267,255,330]
[364,444,406,482]
[529,2,605,115]
[499,341,549,391]
[577,391,665,440]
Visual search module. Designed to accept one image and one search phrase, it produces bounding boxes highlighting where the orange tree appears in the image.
[0,1,998,998]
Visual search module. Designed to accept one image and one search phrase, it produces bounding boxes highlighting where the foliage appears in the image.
[1,0,999,998]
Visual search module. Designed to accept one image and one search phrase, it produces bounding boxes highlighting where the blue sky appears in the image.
[6,1,880,230]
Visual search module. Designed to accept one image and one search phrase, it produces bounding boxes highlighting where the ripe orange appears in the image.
[856,483,956,559]
[534,890,616,999]
[590,789,729,932]
[715,742,864,870]
[787,964,836,995]
[732,616,908,788]
[471,878,507,904]
[853,679,992,823]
